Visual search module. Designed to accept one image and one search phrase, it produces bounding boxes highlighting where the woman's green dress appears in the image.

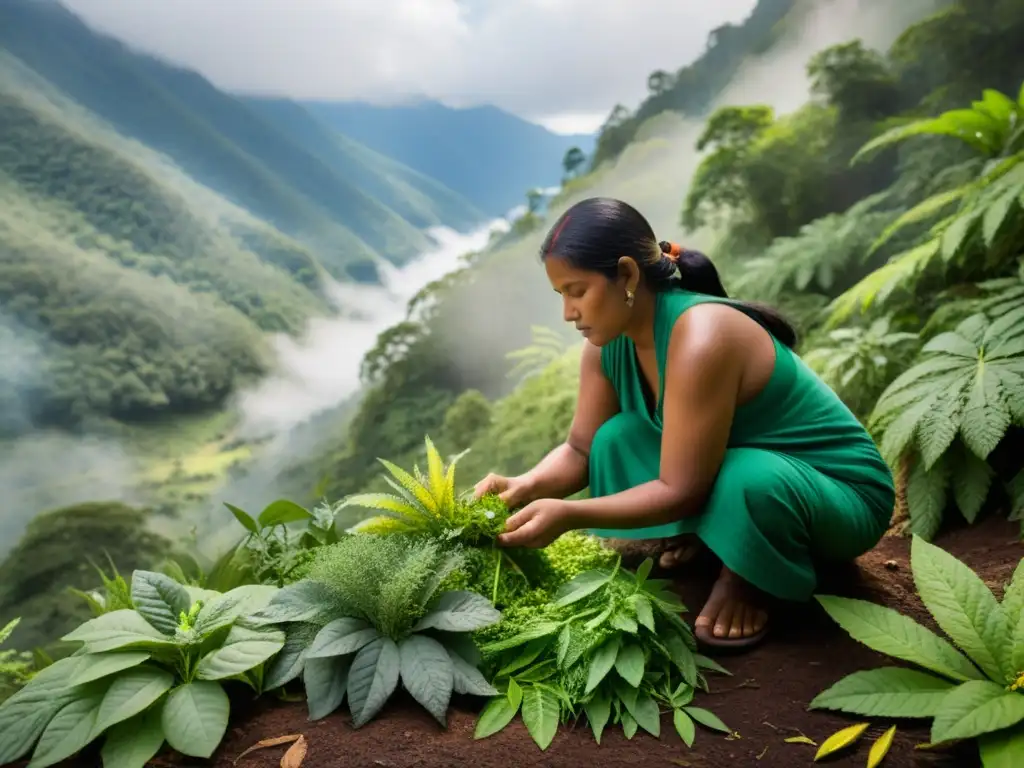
[587,289,895,602]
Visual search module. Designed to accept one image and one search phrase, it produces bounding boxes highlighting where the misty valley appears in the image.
[1,0,1024,767]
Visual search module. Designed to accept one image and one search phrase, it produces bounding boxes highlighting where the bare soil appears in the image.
[72,514,1024,768]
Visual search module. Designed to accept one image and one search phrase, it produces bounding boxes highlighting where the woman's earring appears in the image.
[625,289,635,307]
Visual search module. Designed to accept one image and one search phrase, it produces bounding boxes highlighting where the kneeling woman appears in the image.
[473,196,894,652]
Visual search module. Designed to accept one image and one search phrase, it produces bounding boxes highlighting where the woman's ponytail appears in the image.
[658,241,798,349]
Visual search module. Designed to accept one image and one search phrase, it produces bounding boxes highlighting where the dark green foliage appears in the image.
[249,535,501,728]
[0,573,284,767]
[0,502,174,650]
[473,559,731,750]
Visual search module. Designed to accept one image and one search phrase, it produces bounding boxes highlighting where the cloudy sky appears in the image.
[61,0,757,134]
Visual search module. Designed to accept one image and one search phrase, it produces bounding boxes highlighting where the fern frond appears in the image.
[424,436,446,503]
[351,515,421,535]
[852,107,1007,165]
[340,492,426,522]
[826,239,941,325]
[905,451,950,540]
[377,458,438,514]
[950,442,995,524]
[869,188,965,255]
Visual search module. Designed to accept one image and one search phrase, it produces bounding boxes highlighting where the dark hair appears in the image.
[540,197,797,348]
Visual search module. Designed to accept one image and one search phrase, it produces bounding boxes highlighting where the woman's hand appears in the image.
[496,498,573,548]
[473,473,537,509]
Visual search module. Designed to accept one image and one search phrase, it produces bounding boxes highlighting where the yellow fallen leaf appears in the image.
[281,735,308,768]
[814,723,870,761]
[784,735,818,746]
[867,726,897,768]
[233,734,302,765]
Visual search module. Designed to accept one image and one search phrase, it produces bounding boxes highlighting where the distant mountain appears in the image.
[299,100,595,217]
[0,0,486,270]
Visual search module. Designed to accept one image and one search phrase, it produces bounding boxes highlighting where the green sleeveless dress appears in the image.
[587,289,895,603]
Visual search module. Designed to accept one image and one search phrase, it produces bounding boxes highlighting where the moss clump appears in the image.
[545,532,619,582]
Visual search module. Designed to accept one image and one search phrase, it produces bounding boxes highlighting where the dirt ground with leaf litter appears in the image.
[63,514,1022,768]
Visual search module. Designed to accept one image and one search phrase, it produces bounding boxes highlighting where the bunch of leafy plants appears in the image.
[248,533,502,728]
[0,570,284,767]
[472,558,732,750]
[161,498,344,593]
[811,536,1024,766]
[340,435,618,606]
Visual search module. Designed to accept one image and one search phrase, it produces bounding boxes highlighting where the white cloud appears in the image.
[61,0,757,131]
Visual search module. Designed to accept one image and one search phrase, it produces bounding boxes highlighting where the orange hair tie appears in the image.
[663,241,683,262]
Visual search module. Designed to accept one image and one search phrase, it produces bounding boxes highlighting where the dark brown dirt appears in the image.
[80,515,1024,768]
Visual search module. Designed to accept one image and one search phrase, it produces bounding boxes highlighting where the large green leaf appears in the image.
[26,688,105,768]
[303,655,351,721]
[521,685,560,750]
[979,724,1024,768]
[347,637,400,728]
[931,680,1024,743]
[553,570,613,607]
[911,536,1009,681]
[257,499,312,528]
[0,656,89,764]
[1002,560,1024,621]
[129,572,192,636]
[99,705,165,768]
[446,648,497,697]
[412,591,501,633]
[161,682,230,758]
[585,636,620,694]
[194,584,279,637]
[70,652,151,685]
[61,611,177,654]
[91,666,174,738]
[474,696,518,740]
[399,635,454,726]
[623,691,660,737]
[263,622,319,691]
[247,581,334,626]
[584,691,611,744]
[614,642,645,688]
[809,667,957,717]
[815,595,985,683]
[195,624,285,681]
[306,618,377,659]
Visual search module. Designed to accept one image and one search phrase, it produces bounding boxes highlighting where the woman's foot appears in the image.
[694,566,770,651]
[658,534,706,569]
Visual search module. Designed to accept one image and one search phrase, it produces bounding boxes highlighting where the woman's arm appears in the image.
[561,305,744,531]
[518,340,620,500]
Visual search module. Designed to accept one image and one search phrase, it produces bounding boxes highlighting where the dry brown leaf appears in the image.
[233,734,302,765]
[281,735,308,768]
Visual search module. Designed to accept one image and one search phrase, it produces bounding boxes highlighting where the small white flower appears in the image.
[484,511,495,519]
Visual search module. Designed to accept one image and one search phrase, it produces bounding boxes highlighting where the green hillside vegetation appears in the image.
[0,77,341,430]
[0,0,487,270]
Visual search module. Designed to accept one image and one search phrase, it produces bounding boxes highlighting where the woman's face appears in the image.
[544,256,632,347]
